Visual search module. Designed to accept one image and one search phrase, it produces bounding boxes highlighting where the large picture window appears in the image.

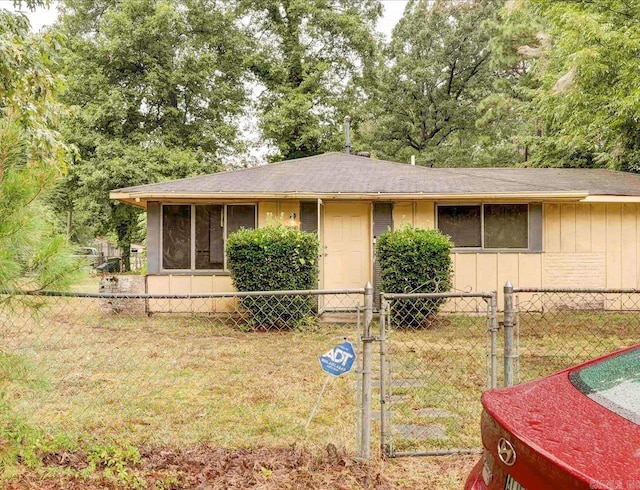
[437,204,529,250]
[162,204,256,270]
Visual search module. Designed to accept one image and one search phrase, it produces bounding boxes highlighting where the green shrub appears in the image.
[376,226,453,328]
[226,224,320,330]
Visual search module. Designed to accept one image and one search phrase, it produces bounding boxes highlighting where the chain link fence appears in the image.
[379,291,496,457]
[5,281,638,462]
[0,288,366,454]
[511,287,640,384]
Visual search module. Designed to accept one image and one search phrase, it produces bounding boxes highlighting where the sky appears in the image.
[2,0,409,36]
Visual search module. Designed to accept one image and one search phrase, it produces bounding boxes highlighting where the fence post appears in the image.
[379,295,389,457]
[503,281,515,387]
[358,282,374,460]
[490,292,498,389]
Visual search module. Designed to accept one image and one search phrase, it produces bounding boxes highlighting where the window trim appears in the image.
[160,203,257,273]
[436,203,531,252]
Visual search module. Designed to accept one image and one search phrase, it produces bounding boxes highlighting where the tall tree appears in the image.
[0,9,79,290]
[495,0,640,170]
[240,0,382,161]
[57,0,248,267]
[363,0,513,167]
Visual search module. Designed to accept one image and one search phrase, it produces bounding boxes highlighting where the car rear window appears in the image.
[570,347,640,425]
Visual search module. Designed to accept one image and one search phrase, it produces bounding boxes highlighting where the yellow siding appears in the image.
[541,202,640,292]
[518,254,542,289]
[279,201,300,228]
[258,202,277,227]
[258,201,300,228]
[621,204,637,289]
[450,253,543,307]
[476,254,498,293]
[606,204,623,288]
[454,253,477,292]
[637,206,640,288]
[146,274,238,313]
[415,202,435,229]
[560,204,576,252]
[393,202,414,229]
[146,200,640,314]
[575,204,591,253]
[319,203,325,289]
[591,204,607,252]
[545,203,561,252]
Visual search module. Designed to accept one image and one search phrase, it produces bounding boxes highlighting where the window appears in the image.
[163,205,191,269]
[437,204,529,250]
[162,204,256,270]
[570,346,640,426]
[300,201,318,233]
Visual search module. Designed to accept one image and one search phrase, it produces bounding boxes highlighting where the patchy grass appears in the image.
[1,286,639,488]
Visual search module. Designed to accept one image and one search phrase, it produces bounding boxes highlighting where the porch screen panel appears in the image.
[437,205,481,247]
[196,205,224,270]
[484,204,528,249]
[227,205,256,235]
[300,201,318,233]
[162,205,191,269]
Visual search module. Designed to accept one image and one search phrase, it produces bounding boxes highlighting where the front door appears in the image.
[323,202,371,296]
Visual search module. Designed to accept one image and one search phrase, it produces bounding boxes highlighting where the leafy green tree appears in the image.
[0,9,78,290]
[240,0,382,160]
[56,0,248,268]
[364,0,512,167]
[495,0,640,170]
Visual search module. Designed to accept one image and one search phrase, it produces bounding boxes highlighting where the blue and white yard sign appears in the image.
[319,341,356,377]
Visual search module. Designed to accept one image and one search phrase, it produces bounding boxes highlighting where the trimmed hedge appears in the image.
[226,224,320,329]
[376,226,453,327]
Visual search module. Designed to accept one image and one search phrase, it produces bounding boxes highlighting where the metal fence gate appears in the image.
[378,291,497,457]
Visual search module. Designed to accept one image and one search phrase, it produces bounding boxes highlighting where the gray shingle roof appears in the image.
[111,152,640,198]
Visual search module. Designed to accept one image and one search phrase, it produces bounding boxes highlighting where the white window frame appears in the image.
[436,203,530,251]
[160,203,257,272]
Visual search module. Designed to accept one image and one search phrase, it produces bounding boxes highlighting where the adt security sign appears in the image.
[319,341,356,377]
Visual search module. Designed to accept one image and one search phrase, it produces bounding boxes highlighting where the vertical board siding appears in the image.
[476,254,498,293]
[454,253,477,292]
[575,204,592,253]
[637,206,640,288]
[621,204,637,289]
[590,204,607,252]
[545,204,561,252]
[606,203,623,289]
[415,202,435,229]
[560,204,577,253]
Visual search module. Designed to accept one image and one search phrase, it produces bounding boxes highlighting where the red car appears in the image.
[465,345,640,490]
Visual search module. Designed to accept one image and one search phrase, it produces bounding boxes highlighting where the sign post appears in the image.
[305,340,357,430]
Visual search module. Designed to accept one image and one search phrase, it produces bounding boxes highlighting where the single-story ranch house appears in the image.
[110,152,640,307]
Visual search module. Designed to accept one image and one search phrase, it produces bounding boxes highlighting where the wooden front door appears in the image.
[323,202,371,293]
